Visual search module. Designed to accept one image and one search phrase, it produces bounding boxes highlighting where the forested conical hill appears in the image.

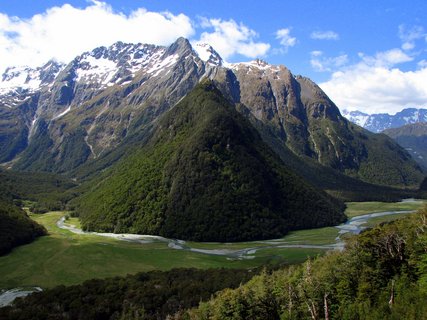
[76,80,345,242]
[0,170,52,255]
[0,202,46,255]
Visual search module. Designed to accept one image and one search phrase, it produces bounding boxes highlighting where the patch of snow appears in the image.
[146,53,179,77]
[193,43,223,66]
[228,59,280,72]
[76,56,117,85]
[0,66,41,93]
[28,116,38,139]
[53,106,71,120]
[194,43,211,62]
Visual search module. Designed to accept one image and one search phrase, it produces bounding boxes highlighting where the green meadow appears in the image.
[1,199,424,290]
[344,199,426,217]
[0,211,324,289]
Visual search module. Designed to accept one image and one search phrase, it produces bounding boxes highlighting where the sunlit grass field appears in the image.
[0,211,324,289]
[1,199,424,290]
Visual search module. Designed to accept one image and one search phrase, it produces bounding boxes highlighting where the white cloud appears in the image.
[320,52,427,114]
[310,30,339,40]
[418,59,427,69]
[310,51,348,72]
[0,1,195,73]
[398,25,426,51]
[275,28,297,51]
[196,18,270,60]
[359,48,413,67]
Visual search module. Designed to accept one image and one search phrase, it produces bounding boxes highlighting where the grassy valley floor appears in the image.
[0,199,425,290]
[0,211,324,289]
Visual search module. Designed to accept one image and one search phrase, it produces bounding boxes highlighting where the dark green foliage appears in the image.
[302,116,424,188]
[0,169,76,254]
[184,209,427,320]
[12,119,54,172]
[13,121,91,173]
[0,169,77,212]
[54,128,91,173]
[418,177,427,199]
[353,131,424,187]
[251,116,419,202]
[0,201,46,255]
[420,177,427,191]
[77,80,345,241]
[0,268,257,320]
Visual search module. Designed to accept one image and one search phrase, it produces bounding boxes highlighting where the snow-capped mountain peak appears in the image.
[1,60,64,93]
[193,43,223,66]
[0,60,64,108]
[342,108,427,132]
[341,110,370,127]
[72,42,167,86]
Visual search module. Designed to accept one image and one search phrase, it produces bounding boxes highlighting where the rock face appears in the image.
[342,108,427,133]
[0,37,424,188]
[384,122,427,170]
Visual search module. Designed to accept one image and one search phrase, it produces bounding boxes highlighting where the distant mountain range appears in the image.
[384,122,427,170]
[342,108,427,133]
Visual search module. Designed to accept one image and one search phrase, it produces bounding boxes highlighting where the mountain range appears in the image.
[0,38,423,192]
[342,108,427,133]
[384,122,427,170]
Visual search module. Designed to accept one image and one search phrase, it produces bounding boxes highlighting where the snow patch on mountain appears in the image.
[193,43,223,66]
[228,59,281,73]
[53,106,72,120]
[342,108,427,132]
[146,52,179,77]
[0,66,42,94]
[76,56,117,85]
[0,61,64,108]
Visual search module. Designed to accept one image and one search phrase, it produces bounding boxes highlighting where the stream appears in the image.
[56,206,419,257]
[0,287,42,308]
[0,203,419,308]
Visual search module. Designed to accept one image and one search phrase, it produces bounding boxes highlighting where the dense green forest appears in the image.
[0,169,76,255]
[75,80,345,241]
[2,208,426,319]
[0,169,76,212]
[182,209,427,319]
[0,201,46,256]
[0,268,259,320]
[251,117,423,203]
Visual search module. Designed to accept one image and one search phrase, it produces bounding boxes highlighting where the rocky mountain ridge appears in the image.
[384,122,427,170]
[0,37,424,190]
[342,108,427,133]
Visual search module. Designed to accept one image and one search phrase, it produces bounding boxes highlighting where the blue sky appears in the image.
[1,0,427,113]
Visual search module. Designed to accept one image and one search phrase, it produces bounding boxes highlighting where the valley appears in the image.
[1,1,427,318]
[0,200,424,293]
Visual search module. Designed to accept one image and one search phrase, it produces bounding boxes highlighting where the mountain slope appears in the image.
[384,122,427,169]
[1,38,423,189]
[76,81,345,242]
[220,63,424,187]
[343,108,427,133]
